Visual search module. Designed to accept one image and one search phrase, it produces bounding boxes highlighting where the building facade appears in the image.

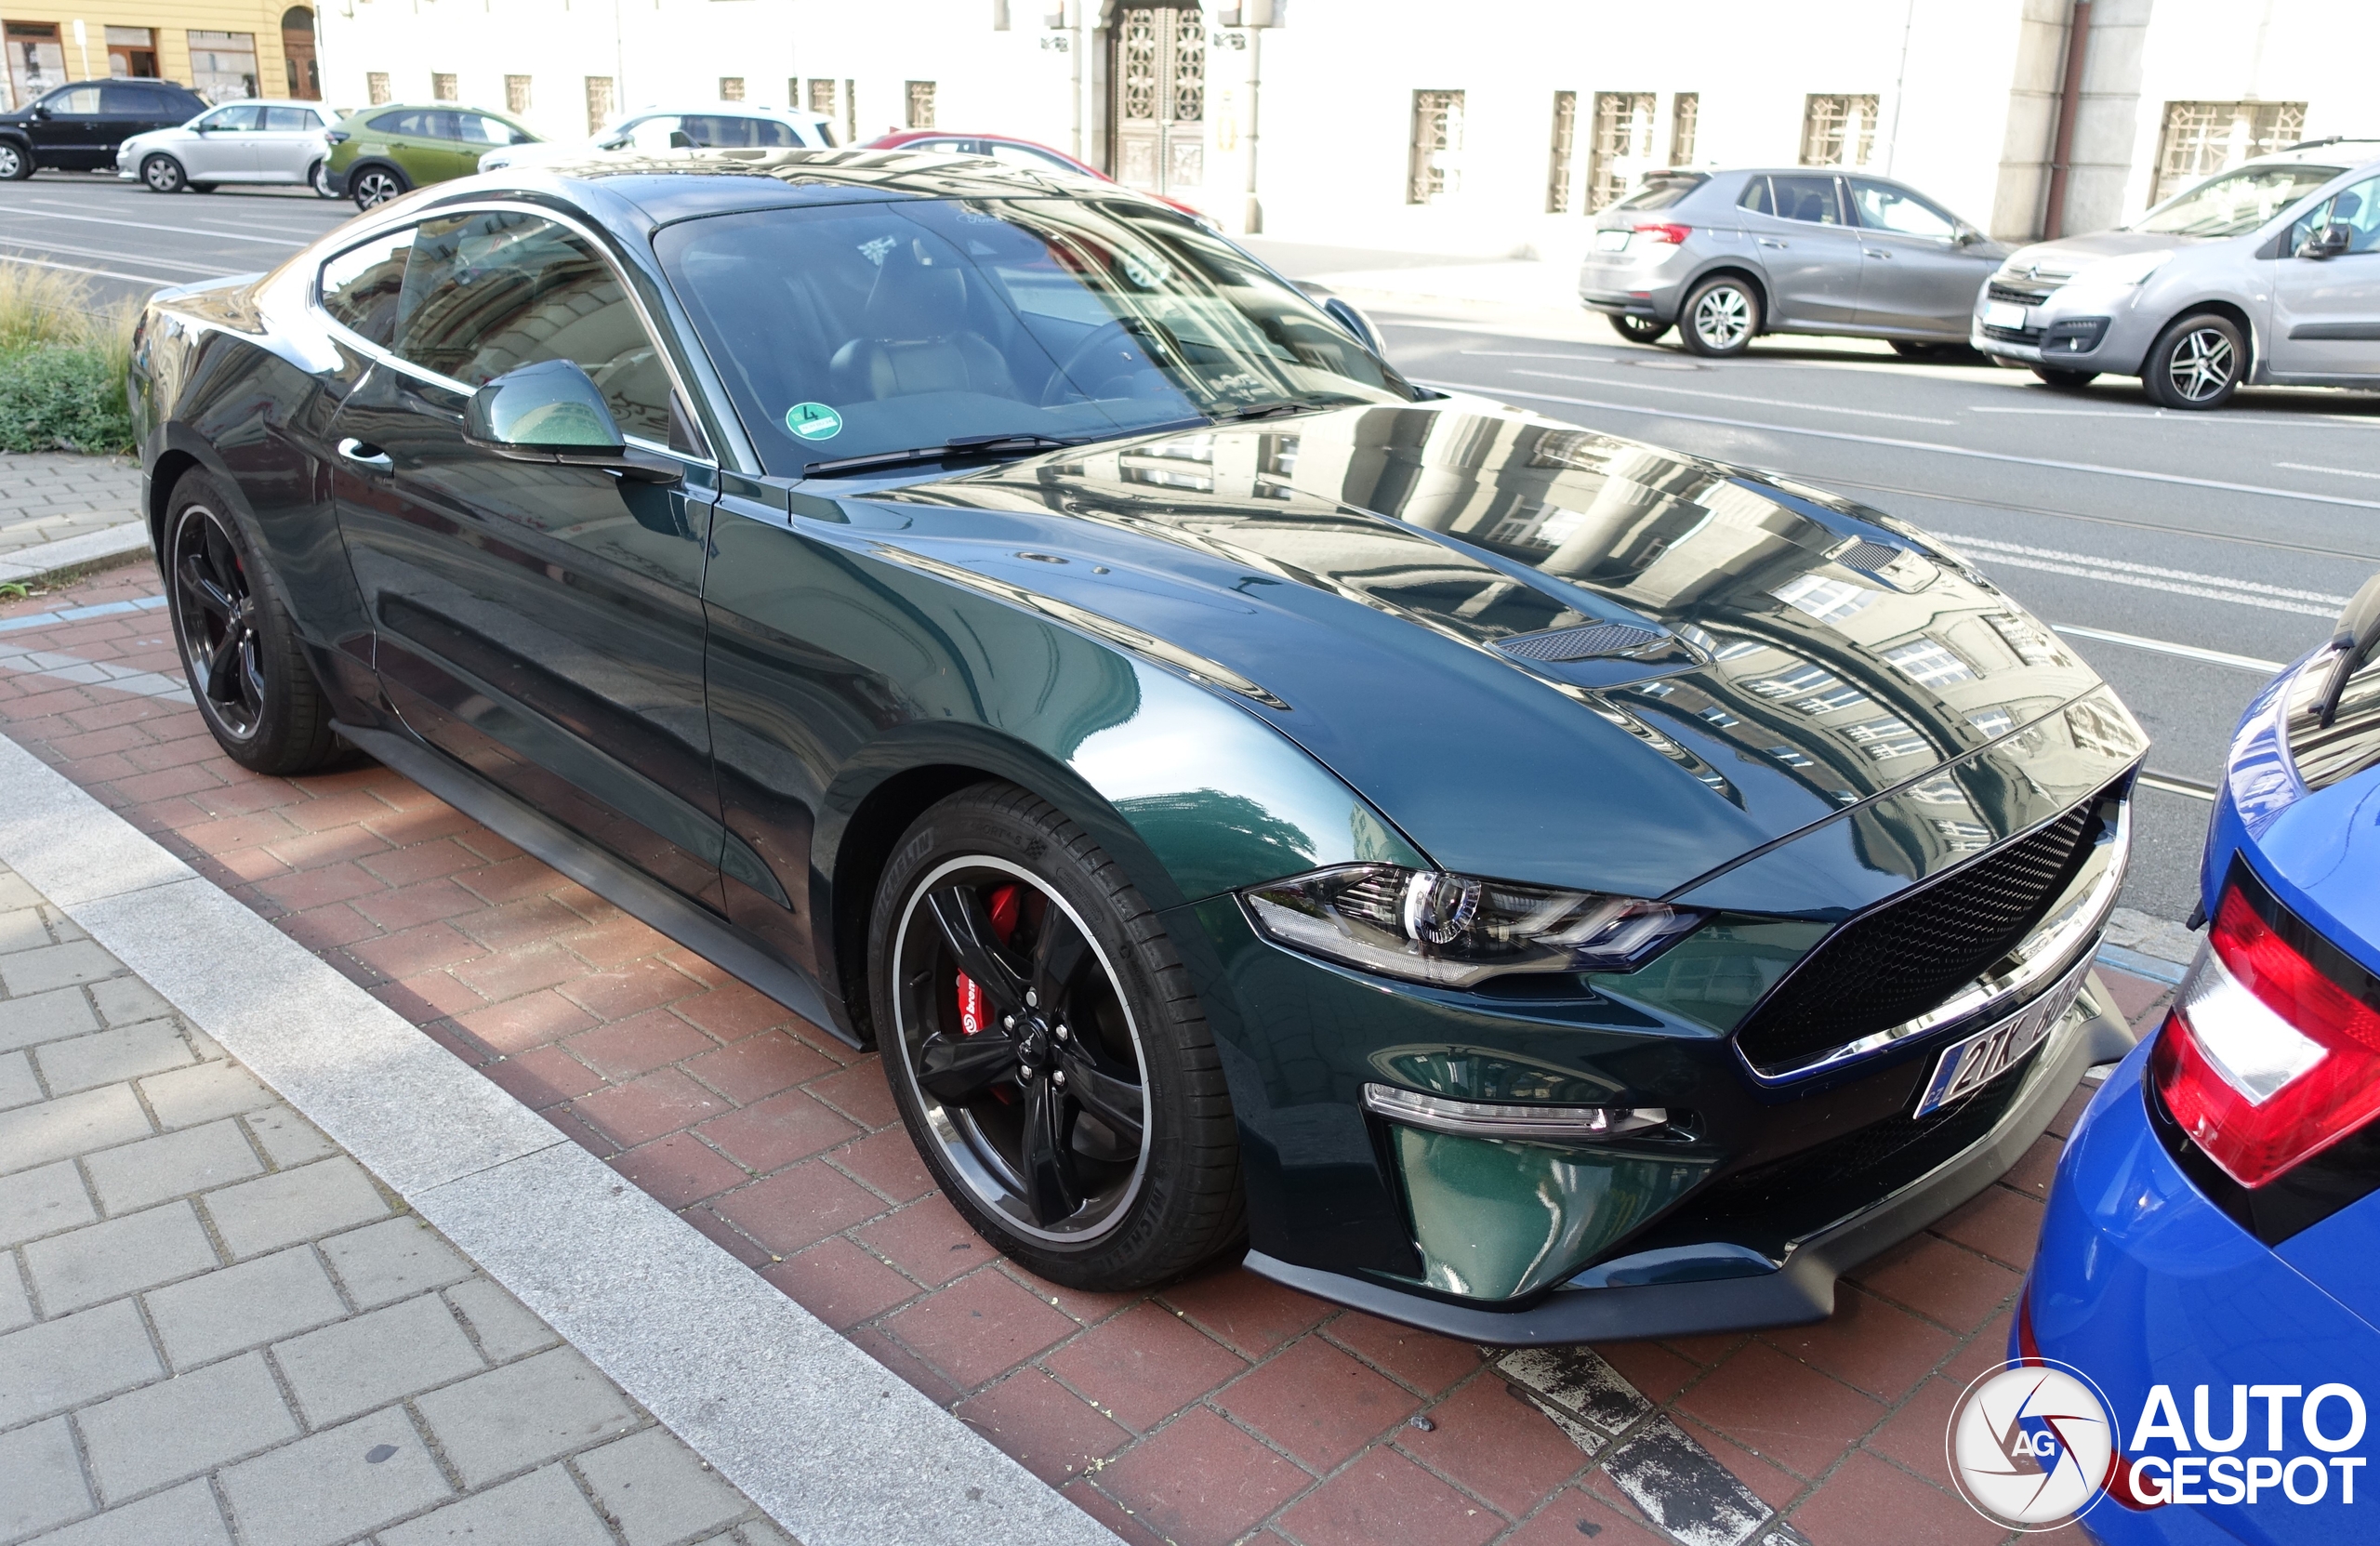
[310,0,2371,251]
[2,1,318,108]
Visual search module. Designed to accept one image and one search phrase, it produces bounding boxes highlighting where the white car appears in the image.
[116,99,340,196]
[479,104,835,173]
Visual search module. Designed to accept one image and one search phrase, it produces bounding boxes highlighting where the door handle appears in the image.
[1757,237,1786,248]
[337,438,392,472]
[1863,249,1891,259]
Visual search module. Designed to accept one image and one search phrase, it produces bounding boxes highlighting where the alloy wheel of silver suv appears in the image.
[2145,312,2244,410]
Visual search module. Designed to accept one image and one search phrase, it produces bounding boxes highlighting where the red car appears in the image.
[861,129,1215,227]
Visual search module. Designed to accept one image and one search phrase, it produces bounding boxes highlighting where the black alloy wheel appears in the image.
[2031,365,2098,390]
[1678,275,1759,357]
[0,140,29,180]
[140,153,186,193]
[350,165,406,210]
[1608,313,1673,346]
[2143,311,2243,410]
[872,785,1243,1290]
[163,472,342,774]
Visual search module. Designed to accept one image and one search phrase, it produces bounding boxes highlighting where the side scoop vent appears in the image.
[1495,622,1670,664]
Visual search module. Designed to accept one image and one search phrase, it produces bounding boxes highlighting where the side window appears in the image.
[1848,178,1957,238]
[100,86,158,115]
[680,115,748,148]
[1738,176,1774,217]
[751,118,799,148]
[452,113,515,146]
[393,211,675,443]
[263,106,315,132]
[2303,177,2380,256]
[318,228,416,348]
[366,110,421,136]
[1767,175,1844,225]
[45,87,101,114]
[208,104,264,132]
[623,116,684,152]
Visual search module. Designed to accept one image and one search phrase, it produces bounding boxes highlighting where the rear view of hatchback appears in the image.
[2026,575,2380,1541]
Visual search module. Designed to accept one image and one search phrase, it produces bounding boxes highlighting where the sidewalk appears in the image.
[0,857,787,1546]
[0,454,148,591]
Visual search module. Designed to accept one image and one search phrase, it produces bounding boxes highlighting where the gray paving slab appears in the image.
[0,939,121,998]
[0,1159,95,1247]
[0,1086,151,1176]
[18,1477,231,1546]
[216,1407,456,1546]
[274,1292,487,1426]
[0,1300,162,1426]
[414,1346,639,1488]
[319,1216,474,1308]
[0,986,99,1053]
[444,1275,559,1363]
[81,1118,263,1216]
[0,1416,91,1539]
[0,904,55,955]
[243,1104,335,1169]
[34,1020,194,1095]
[202,1156,389,1258]
[77,1351,299,1500]
[0,1047,43,1110]
[378,1463,616,1546]
[22,1200,220,1315]
[86,977,171,1027]
[145,1246,347,1371]
[577,1425,752,1546]
[139,1060,272,1128]
[0,1255,29,1332]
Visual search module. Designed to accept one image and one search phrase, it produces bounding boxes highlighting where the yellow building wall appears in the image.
[1,0,302,101]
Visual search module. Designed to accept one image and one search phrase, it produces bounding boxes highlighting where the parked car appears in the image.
[2023,572,2380,1537]
[132,150,2144,1337]
[324,103,538,209]
[1975,139,2380,408]
[477,103,835,173]
[0,78,209,181]
[864,127,1218,228]
[1579,166,2008,357]
[114,99,340,196]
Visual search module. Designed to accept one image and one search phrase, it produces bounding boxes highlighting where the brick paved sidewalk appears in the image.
[0,858,792,1546]
[0,563,2190,1546]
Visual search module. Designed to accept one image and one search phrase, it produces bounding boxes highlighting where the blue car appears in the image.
[2023,574,2380,1542]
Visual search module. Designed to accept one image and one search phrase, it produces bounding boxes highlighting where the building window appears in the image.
[585,75,616,135]
[365,71,390,106]
[905,80,936,129]
[1408,89,1464,205]
[1670,91,1699,166]
[1546,91,1577,214]
[2153,100,2307,202]
[106,26,158,79]
[720,76,745,102]
[1801,94,1880,167]
[430,73,458,102]
[186,31,260,101]
[807,78,835,116]
[1587,91,1656,211]
[505,74,531,114]
[4,20,64,107]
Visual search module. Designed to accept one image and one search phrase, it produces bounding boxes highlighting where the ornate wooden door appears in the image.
[1110,5,1205,198]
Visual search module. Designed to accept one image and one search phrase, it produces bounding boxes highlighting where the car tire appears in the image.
[139,154,186,193]
[1679,275,1760,357]
[2142,311,2244,410]
[2031,366,2098,390]
[870,782,1244,1292]
[0,140,31,180]
[349,165,408,210]
[1608,313,1673,346]
[308,159,337,198]
[162,472,344,775]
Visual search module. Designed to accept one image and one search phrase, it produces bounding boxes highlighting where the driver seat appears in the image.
[828,242,1016,402]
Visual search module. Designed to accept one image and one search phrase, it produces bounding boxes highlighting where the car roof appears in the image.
[199,98,329,110]
[344,102,521,120]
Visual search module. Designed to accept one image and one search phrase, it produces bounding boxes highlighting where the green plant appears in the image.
[0,266,139,455]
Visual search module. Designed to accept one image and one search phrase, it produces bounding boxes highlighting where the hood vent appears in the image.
[1495,621,1670,664]
[1832,539,1904,575]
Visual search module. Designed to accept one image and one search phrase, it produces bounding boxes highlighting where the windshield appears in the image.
[654,196,1419,476]
[2132,163,2346,237]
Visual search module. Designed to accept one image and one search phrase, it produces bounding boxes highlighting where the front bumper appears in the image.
[1972,288,2157,374]
[1250,971,2133,1343]
[322,165,349,197]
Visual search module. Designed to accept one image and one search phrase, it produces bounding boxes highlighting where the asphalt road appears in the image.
[3,175,2362,924]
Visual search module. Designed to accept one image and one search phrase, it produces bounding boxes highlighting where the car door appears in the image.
[1847,177,1996,336]
[256,104,326,181]
[98,84,171,163]
[1740,173,1862,327]
[30,86,104,168]
[2269,174,2380,381]
[178,102,258,178]
[325,206,733,906]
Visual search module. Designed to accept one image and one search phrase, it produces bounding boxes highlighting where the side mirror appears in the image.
[30,104,51,120]
[463,360,679,481]
[1320,296,1382,355]
[1953,227,1981,247]
[2306,222,2353,259]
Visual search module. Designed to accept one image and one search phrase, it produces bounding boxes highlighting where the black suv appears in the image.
[0,79,208,179]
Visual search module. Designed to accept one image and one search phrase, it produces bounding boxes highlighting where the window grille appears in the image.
[906,80,936,130]
[504,75,530,114]
[807,78,835,116]
[365,72,390,106]
[844,79,856,143]
[430,73,457,102]
[1588,91,1656,211]
[1800,94,1880,167]
[1670,91,1699,166]
[1546,91,1577,214]
[584,76,616,135]
[720,77,745,102]
[2152,100,2307,202]
[1408,90,1464,205]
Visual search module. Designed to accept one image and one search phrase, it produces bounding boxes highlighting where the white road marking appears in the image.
[1509,367,1956,424]
[1939,532,2349,619]
[0,205,311,246]
[0,235,241,275]
[1421,378,2380,514]
[2050,624,2286,675]
[2277,461,2380,480]
[0,252,190,285]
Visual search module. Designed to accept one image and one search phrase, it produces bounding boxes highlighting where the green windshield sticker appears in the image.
[786,403,843,441]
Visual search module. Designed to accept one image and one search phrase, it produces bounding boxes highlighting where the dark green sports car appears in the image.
[129,149,2144,1341]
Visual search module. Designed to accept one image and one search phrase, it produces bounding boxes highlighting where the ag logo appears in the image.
[1947,1361,2118,1529]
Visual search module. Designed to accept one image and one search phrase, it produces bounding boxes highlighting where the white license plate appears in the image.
[1913,958,2091,1117]
[1594,229,1631,252]
[1984,300,2032,331]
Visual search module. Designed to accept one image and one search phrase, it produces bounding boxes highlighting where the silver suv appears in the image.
[1578,168,2007,357]
[1973,139,2380,408]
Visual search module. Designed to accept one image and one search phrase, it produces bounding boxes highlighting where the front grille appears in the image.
[1734,797,2104,1072]
[1982,324,2043,346]
[1987,281,2056,306]
[1497,622,1669,663]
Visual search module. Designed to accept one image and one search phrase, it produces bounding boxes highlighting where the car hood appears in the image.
[1999,230,2205,279]
[860,402,2115,899]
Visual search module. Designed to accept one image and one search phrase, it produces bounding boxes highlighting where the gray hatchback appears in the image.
[1579,168,2006,357]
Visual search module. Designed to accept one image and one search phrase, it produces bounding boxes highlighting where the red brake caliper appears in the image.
[955,883,1023,1036]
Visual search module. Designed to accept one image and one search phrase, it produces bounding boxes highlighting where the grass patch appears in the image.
[0,265,138,456]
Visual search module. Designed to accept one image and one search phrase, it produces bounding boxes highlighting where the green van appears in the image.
[324,104,539,209]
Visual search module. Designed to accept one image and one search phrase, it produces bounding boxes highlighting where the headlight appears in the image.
[1241,864,1705,989]
[2069,249,2174,288]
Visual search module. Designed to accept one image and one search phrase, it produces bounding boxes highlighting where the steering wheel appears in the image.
[1041,317,1175,405]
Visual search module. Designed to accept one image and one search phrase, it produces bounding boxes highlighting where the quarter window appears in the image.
[318,228,416,349]
[393,211,674,443]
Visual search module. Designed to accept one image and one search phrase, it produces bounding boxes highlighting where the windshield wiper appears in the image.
[1223,393,1370,423]
[802,433,1080,479]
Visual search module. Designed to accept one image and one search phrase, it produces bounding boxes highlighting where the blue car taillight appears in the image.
[2151,879,2380,1188]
